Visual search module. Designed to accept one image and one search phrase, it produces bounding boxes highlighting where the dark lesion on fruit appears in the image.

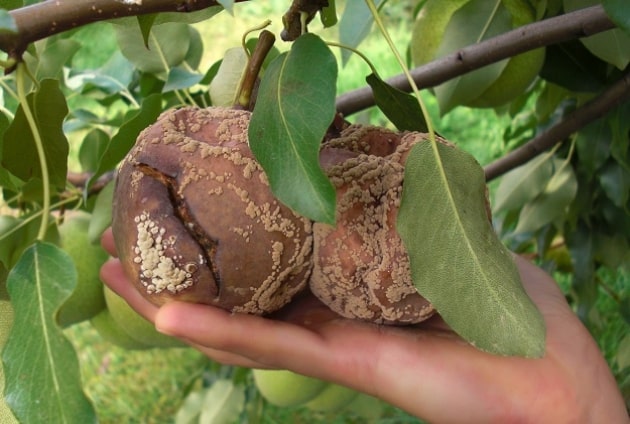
[135,162,224,293]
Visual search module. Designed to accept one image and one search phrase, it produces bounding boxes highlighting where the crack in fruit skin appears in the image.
[135,162,223,294]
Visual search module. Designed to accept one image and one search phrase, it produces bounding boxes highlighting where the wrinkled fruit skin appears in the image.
[113,106,452,324]
[112,107,313,314]
[313,126,437,324]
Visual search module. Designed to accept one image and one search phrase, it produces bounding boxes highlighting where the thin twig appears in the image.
[335,5,615,116]
[484,72,630,181]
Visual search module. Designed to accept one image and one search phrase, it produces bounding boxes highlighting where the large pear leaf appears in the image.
[366,73,428,132]
[397,142,545,357]
[3,242,97,423]
[2,79,68,190]
[433,0,512,113]
[249,34,337,224]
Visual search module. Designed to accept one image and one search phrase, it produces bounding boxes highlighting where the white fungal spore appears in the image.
[133,211,194,294]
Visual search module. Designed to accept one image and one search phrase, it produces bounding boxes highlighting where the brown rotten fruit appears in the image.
[112,106,463,324]
[112,107,313,314]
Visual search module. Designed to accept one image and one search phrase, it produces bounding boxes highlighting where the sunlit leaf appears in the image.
[366,73,428,132]
[175,390,204,424]
[397,142,545,357]
[86,93,162,192]
[199,380,245,424]
[249,34,337,224]
[208,47,248,106]
[30,39,81,81]
[2,79,68,190]
[3,242,97,424]
[433,0,511,113]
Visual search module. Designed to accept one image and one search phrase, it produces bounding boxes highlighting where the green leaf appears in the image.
[78,128,109,173]
[33,39,81,80]
[338,0,384,65]
[540,41,608,92]
[515,157,577,234]
[433,0,512,113]
[217,0,234,14]
[320,0,338,27]
[397,142,546,357]
[88,179,115,245]
[0,10,17,34]
[114,22,191,74]
[609,102,630,169]
[208,47,248,106]
[137,14,158,49]
[86,93,162,191]
[575,117,611,176]
[366,73,428,132]
[249,34,337,224]
[3,242,97,424]
[198,380,245,423]
[0,111,17,191]
[565,0,630,69]
[2,79,69,190]
[493,153,554,213]
[599,160,630,208]
[603,0,630,35]
[164,67,203,93]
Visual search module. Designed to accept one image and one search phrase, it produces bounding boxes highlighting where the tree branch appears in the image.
[484,72,630,182]
[335,5,616,116]
[0,0,249,58]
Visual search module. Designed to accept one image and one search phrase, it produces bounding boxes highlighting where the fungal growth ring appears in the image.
[112,106,456,324]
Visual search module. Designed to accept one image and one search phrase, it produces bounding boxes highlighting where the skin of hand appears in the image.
[100,228,628,423]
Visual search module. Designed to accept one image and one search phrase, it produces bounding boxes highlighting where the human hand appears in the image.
[100,228,628,423]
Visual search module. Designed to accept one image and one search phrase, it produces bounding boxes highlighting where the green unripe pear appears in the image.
[252,369,327,407]
[344,393,385,420]
[303,383,360,413]
[57,212,108,327]
[103,286,185,348]
[90,308,152,350]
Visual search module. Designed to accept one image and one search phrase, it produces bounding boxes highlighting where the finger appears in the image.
[155,302,327,367]
[100,258,159,322]
[101,227,117,257]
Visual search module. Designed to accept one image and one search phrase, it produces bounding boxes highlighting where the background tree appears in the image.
[0,0,628,422]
